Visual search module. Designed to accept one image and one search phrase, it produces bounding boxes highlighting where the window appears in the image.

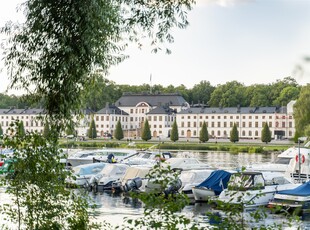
[269,122,272,127]
[193,122,196,127]
[205,116,208,119]
[249,131,252,136]
[224,122,227,127]
[255,116,258,119]
[194,116,196,119]
[255,122,258,128]
[255,131,258,136]
[187,122,190,127]
[130,109,133,113]
[282,122,285,128]
[101,116,104,121]
[159,116,162,121]
[181,122,184,127]
[289,122,292,128]
[249,122,252,127]
[188,116,190,119]
[242,122,245,127]
[217,122,220,127]
[211,122,214,127]
[96,116,99,121]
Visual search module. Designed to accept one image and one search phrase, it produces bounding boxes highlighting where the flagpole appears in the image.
[150,73,152,94]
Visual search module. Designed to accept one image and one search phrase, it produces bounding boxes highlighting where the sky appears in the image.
[1,0,310,95]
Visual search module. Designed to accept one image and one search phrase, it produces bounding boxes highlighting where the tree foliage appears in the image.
[209,81,247,107]
[261,122,272,144]
[17,120,25,137]
[88,118,97,139]
[42,120,50,139]
[294,84,310,135]
[141,119,151,141]
[114,120,124,140]
[170,120,179,142]
[230,123,239,143]
[199,121,209,143]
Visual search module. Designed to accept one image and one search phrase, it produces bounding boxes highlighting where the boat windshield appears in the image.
[274,158,291,164]
[228,173,265,191]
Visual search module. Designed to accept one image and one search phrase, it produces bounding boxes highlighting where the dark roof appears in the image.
[97,104,128,115]
[115,93,188,107]
[179,106,285,115]
[147,105,176,115]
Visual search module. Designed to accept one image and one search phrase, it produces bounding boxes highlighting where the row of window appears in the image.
[180,130,293,137]
[180,121,293,128]
[180,115,293,120]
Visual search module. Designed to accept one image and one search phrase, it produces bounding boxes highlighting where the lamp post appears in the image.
[298,136,307,182]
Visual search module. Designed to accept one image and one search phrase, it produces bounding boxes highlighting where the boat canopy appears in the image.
[73,163,106,175]
[277,181,310,196]
[196,170,232,195]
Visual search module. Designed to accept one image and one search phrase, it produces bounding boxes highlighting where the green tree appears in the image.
[114,120,124,140]
[209,81,247,107]
[0,123,3,137]
[273,86,300,106]
[230,123,239,143]
[17,120,25,137]
[88,118,97,139]
[0,0,194,228]
[294,84,310,135]
[245,84,272,107]
[190,80,215,105]
[65,120,76,137]
[170,120,179,142]
[141,119,152,141]
[261,122,272,144]
[199,121,209,143]
[42,121,50,139]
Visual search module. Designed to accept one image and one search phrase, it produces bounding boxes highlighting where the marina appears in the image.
[2,148,310,229]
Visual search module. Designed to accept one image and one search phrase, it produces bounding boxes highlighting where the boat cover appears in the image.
[73,163,106,175]
[277,181,310,196]
[196,170,232,195]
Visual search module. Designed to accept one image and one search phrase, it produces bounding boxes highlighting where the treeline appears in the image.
[0,76,300,111]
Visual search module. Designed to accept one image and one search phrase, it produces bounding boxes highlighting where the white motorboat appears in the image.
[120,151,172,166]
[192,170,233,202]
[284,151,310,183]
[65,162,107,187]
[164,157,214,171]
[179,169,215,199]
[112,165,153,193]
[88,163,129,192]
[66,149,138,167]
[218,171,301,208]
[268,181,310,214]
[247,144,310,173]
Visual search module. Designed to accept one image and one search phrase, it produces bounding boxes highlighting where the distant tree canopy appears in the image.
[294,84,310,135]
[0,76,300,111]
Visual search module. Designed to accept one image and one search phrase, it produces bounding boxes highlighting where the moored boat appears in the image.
[192,170,232,202]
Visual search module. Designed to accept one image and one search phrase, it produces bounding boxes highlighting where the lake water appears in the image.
[1,151,310,229]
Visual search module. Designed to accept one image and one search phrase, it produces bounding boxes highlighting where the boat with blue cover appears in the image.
[192,170,232,202]
[269,181,310,214]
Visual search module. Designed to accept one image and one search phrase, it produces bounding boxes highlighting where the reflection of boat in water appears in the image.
[66,149,138,167]
[218,171,300,208]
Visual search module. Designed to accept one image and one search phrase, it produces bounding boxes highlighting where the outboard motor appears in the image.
[164,178,182,195]
[123,177,143,192]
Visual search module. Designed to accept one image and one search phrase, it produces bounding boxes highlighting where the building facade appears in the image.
[0,94,296,140]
